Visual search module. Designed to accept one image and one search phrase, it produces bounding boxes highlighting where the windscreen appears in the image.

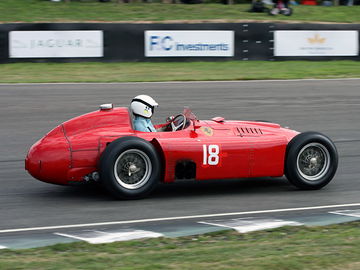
[183,107,198,122]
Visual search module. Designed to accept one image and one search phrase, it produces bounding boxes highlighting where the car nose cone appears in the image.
[25,139,43,179]
[25,126,71,185]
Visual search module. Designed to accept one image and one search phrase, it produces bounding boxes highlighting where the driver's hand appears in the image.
[166,116,175,123]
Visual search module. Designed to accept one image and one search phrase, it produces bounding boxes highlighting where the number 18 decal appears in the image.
[203,144,220,165]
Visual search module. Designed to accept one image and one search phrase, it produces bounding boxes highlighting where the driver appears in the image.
[131,95,159,132]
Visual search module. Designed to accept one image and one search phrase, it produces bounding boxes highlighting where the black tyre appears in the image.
[285,132,338,190]
[99,137,161,199]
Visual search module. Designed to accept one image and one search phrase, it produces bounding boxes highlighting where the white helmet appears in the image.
[131,95,159,118]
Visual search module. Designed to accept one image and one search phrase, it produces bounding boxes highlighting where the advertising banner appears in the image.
[274,30,359,56]
[9,31,103,58]
[145,31,234,57]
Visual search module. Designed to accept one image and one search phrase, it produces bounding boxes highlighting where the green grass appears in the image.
[0,222,359,270]
[0,0,359,23]
[0,61,359,83]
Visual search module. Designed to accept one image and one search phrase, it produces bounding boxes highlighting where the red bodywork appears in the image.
[25,107,299,185]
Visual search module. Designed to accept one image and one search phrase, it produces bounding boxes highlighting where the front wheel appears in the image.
[99,137,161,199]
[285,132,338,190]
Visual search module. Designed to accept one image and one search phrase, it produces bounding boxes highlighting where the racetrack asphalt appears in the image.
[0,79,359,237]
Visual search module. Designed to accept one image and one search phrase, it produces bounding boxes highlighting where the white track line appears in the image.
[55,230,163,244]
[199,217,302,233]
[329,209,360,218]
[0,78,359,86]
[0,245,7,249]
[0,203,359,234]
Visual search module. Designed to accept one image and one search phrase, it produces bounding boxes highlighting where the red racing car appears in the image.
[25,105,338,199]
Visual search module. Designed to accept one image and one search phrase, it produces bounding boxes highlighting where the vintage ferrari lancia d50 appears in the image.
[26,105,338,199]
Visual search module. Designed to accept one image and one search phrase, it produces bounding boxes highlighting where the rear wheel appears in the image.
[285,132,338,190]
[99,137,161,199]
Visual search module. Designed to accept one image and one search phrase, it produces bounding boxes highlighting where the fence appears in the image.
[0,22,359,63]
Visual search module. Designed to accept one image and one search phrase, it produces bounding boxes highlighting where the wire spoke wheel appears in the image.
[297,143,330,181]
[100,137,161,199]
[114,149,152,190]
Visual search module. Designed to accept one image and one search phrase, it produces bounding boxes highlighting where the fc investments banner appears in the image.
[9,31,103,58]
[274,30,359,57]
[145,31,234,57]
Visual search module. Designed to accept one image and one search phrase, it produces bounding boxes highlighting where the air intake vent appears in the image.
[237,127,263,135]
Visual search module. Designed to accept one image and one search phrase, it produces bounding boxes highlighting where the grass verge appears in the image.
[0,61,359,83]
[0,0,360,23]
[0,221,359,270]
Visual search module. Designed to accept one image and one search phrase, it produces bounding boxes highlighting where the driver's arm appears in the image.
[146,119,157,132]
[156,126,167,132]
[155,116,174,132]
[155,122,171,132]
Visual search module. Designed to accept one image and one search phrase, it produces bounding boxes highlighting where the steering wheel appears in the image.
[170,114,186,131]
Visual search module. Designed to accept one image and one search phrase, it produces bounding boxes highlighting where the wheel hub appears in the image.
[310,157,318,167]
[128,163,140,176]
